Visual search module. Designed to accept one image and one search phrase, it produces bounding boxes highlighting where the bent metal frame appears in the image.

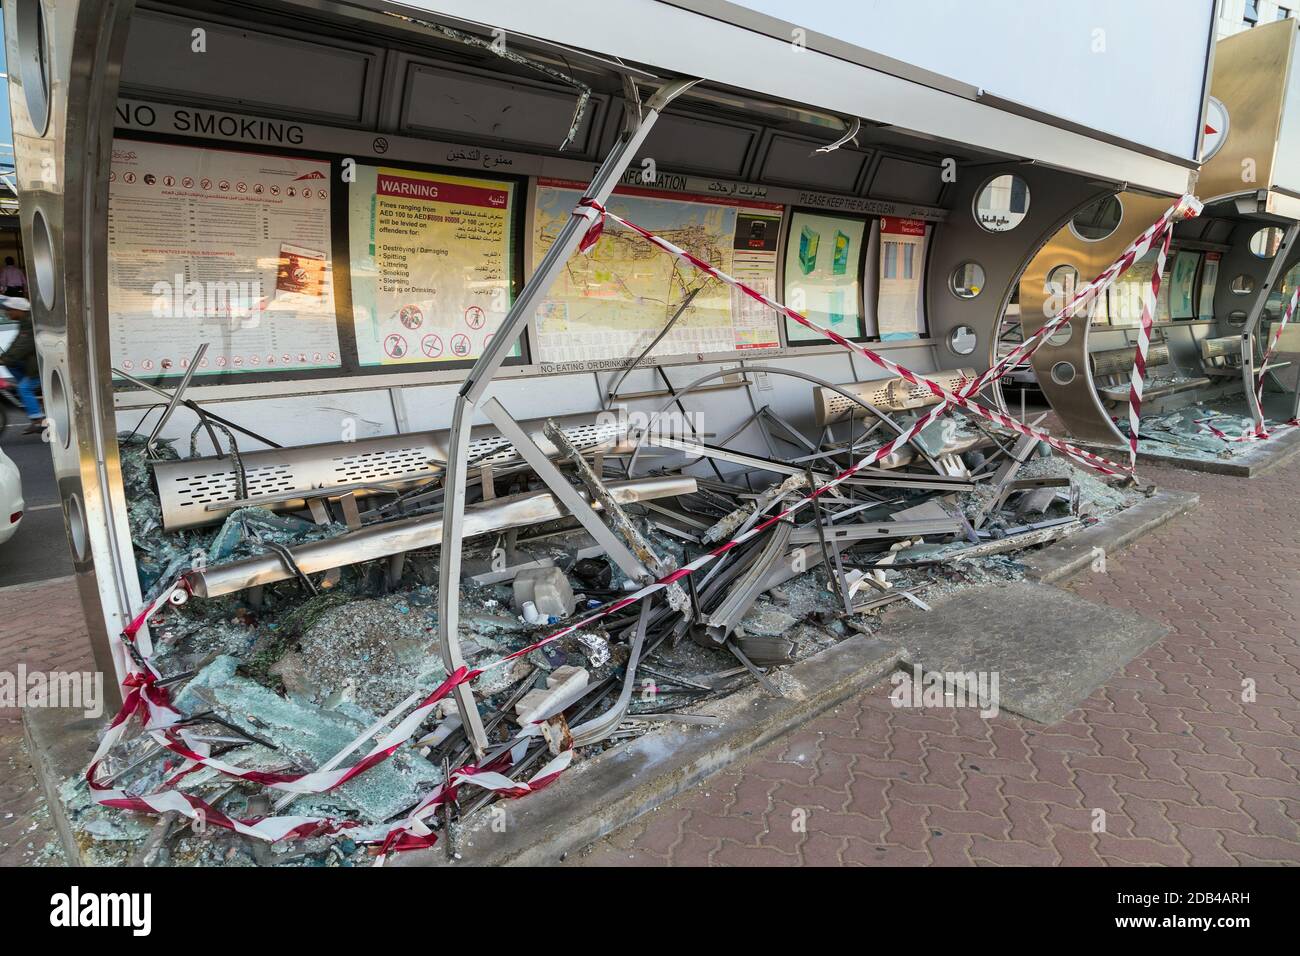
[436,78,699,754]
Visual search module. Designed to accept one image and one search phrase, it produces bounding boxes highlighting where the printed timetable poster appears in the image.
[532,179,783,364]
[348,165,517,366]
[107,139,341,377]
[783,210,866,343]
[877,217,928,340]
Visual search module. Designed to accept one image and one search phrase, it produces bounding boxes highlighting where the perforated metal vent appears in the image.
[1091,343,1169,377]
[166,464,296,507]
[331,448,439,484]
[813,369,975,425]
[152,412,627,531]
[888,369,975,410]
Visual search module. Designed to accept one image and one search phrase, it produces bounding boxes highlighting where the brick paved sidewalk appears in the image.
[574,459,1300,866]
[2,458,1297,868]
[0,576,87,866]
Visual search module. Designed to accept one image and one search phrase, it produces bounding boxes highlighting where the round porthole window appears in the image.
[1249,226,1285,259]
[1069,195,1123,242]
[47,366,70,449]
[1045,264,1080,302]
[1230,274,1256,295]
[14,0,51,136]
[948,325,978,356]
[30,208,57,311]
[1047,322,1074,347]
[1050,361,1077,385]
[950,262,985,299]
[974,174,1030,233]
[66,493,88,563]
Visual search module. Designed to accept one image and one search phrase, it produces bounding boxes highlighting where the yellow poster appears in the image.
[349,166,515,364]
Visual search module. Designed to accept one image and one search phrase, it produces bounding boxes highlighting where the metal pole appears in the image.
[1242,222,1299,432]
[436,78,699,754]
[145,343,208,456]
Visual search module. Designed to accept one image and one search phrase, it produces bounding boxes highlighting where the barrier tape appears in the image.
[573,194,1200,478]
[1126,224,1173,468]
[979,195,1200,393]
[84,194,1201,859]
[1251,284,1300,439]
[1187,285,1300,444]
[1196,416,1300,443]
[816,195,1200,487]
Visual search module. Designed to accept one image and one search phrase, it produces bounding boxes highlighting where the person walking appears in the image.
[0,297,44,434]
[1,258,27,297]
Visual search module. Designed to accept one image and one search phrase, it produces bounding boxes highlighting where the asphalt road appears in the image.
[0,423,74,588]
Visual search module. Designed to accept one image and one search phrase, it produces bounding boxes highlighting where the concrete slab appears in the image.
[879,581,1167,724]
[1020,489,1198,583]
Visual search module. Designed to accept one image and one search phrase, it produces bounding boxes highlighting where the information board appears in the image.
[877,217,928,340]
[532,180,782,363]
[783,210,865,343]
[107,139,341,377]
[349,165,517,366]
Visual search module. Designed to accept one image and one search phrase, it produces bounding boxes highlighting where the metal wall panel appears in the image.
[759,133,868,191]
[400,61,604,154]
[634,111,758,178]
[869,157,944,205]
[121,8,379,126]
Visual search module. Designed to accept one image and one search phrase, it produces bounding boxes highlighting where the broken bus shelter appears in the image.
[3,0,1218,859]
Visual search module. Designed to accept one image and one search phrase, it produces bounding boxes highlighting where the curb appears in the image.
[1020,489,1198,583]
[394,634,904,867]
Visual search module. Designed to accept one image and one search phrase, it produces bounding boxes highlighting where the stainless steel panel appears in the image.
[152,411,628,531]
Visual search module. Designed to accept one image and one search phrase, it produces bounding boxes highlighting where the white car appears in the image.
[0,444,24,545]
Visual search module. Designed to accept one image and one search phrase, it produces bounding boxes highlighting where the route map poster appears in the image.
[107,139,341,378]
[349,165,516,366]
[532,179,783,364]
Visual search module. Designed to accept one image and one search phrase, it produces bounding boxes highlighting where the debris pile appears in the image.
[67,399,1142,865]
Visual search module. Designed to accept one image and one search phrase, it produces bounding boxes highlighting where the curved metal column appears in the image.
[926,163,1130,400]
[5,0,139,707]
[1019,191,1173,446]
[1238,222,1299,431]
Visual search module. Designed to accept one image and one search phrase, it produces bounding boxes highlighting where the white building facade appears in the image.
[1219,0,1296,37]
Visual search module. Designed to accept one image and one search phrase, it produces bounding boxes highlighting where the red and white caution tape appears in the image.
[1125,224,1174,468]
[1195,415,1299,444]
[574,197,1196,477]
[1253,284,1300,439]
[975,195,1201,398]
[1185,285,1300,444]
